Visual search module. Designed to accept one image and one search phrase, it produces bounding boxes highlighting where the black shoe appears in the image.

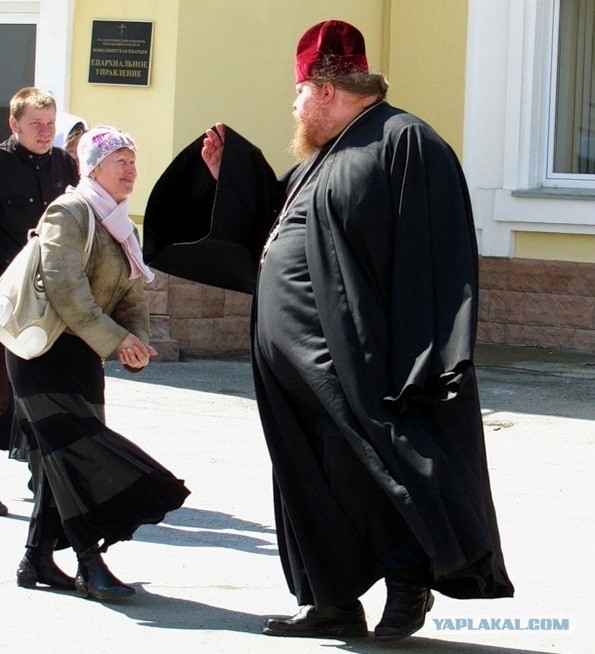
[75,548,135,601]
[263,601,368,638]
[374,580,434,642]
[0,500,7,517]
[16,545,75,590]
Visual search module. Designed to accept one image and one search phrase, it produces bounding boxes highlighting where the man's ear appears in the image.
[320,82,336,103]
[8,116,18,133]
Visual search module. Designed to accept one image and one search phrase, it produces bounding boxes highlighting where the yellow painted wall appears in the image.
[387,0,468,156]
[68,0,389,220]
[515,233,595,264]
[173,0,387,174]
[63,3,591,272]
[67,1,468,212]
[69,1,179,218]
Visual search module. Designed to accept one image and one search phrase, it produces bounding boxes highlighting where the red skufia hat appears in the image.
[295,20,368,84]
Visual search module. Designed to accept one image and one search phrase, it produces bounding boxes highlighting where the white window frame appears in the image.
[464,0,595,258]
[0,0,73,111]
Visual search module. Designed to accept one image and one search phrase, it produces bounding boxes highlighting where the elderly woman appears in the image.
[8,125,190,602]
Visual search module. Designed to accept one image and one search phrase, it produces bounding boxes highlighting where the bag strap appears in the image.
[81,199,96,270]
[27,192,95,266]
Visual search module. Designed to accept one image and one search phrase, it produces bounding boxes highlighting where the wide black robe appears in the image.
[143,102,514,607]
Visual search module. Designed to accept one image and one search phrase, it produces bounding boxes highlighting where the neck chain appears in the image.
[259,100,384,266]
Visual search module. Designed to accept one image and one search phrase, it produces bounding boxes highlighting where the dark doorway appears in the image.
[0,23,36,141]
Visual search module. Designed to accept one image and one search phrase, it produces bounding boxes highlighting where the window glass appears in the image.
[552,0,595,176]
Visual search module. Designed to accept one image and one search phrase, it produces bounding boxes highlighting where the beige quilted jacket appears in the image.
[38,188,150,359]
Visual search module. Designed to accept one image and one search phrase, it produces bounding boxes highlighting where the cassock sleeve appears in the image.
[388,123,479,403]
[143,126,281,295]
[308,119,479,411]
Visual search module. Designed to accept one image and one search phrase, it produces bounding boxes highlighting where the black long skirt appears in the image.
[6,332,190,553]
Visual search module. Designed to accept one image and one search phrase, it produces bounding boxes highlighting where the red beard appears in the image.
[289,99,334,162]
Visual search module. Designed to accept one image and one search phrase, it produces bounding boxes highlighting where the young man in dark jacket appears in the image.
[0,87,79,509]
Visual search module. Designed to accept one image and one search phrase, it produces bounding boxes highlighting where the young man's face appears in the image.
[9,105,56,155]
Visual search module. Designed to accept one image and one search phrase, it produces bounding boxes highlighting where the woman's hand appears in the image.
[117,333,158,369]
[201,122,225,181]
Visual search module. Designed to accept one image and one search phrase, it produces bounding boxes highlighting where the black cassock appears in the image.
[144,101,514,608]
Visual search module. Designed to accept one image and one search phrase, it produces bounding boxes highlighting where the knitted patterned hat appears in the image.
[295,20,368,84]
[77,125,136,177]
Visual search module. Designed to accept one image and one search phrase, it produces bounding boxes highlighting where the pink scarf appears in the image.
[76,177,154,283]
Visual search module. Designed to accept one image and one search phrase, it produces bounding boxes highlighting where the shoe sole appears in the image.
[77,590,136,601]
[16,580,37,589]
[18,580,75,590]
[75,581,135,601]
[263,624,368,638]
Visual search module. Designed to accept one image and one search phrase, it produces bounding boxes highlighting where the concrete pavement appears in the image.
[1,344,593,654]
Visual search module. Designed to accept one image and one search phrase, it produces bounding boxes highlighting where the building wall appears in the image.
[69,1,390,184]
[171,1,388,174]
[388,0,468,155]
[478,258,595,352]
[69,1,179,219]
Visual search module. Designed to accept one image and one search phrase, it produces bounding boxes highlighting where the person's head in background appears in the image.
[54,113,89,172]
[64,123,88,171]
[8,87,57,155]
[77,125,137,203]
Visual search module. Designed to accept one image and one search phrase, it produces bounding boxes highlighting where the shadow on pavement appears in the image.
[62,583,558,654]
[477,367,594,422]
[105,358,256,399]
[335,636,556,653]
[133,506,277,556]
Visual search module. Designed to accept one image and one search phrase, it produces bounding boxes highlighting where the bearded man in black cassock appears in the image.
[143,19,514,643]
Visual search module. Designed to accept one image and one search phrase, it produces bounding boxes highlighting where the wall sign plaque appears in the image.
[88,20,153,86]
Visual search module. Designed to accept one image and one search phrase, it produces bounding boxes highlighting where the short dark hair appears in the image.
[10,87,56,120]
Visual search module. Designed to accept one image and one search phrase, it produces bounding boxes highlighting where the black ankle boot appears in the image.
[374,579,434,642]
[16,543,75,590]
[75,546,135,601]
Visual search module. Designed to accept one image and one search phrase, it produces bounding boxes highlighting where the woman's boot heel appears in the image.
[16,543,75,590]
